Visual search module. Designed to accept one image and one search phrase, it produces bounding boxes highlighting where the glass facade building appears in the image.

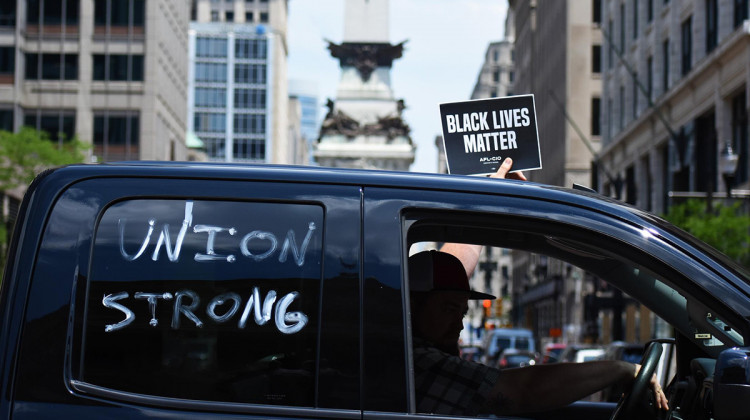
[189,23,271,162]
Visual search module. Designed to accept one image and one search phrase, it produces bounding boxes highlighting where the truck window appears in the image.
[77,199,323,406]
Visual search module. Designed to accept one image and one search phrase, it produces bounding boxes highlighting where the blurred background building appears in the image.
[189,0,291,164]
[0,0,192,163]
[288,79,320,165]
[507,0,625,348]
[598,0,750,213]
[463,9,518,335]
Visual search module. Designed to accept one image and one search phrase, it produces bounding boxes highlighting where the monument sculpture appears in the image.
[314,0,415,171]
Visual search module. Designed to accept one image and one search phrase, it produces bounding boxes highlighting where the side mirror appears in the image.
[713,347,750,420]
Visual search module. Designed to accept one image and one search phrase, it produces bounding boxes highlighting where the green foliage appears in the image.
[0,128,87,277]
[663,198,750,267]
[0,127,87,191]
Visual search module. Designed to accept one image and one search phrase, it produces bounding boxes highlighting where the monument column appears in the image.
[313,0,415,171]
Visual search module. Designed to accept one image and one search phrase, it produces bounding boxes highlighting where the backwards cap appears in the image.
[408,250,496,300]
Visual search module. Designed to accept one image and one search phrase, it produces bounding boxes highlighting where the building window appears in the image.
[0,47,14,82]
[197,37,228,58]
[732,91,748,184]
[509,71,515,82]
[608,19,614,68]
[633,72,639,119]
[234,88,266,109]
[195,62,227,83]
[662,39,670,93]
[203,137,224,159]
[619,85,625,130]
[233,138,266,160]
[234,113,266,134]
[93,113,140,161]
[259,12,268,23]
[25,53,78,80]
[735,0,749,27]
[211,10,219,21]
[23,111,76,142]
[647,55,653,102]
[225,11,234,22]
[648,0,653,22]
[492,49,499,62]
[706,0,718,53]
[93,55,144,81]
[633,0,638,39]
[0,2,16,26]
[94,0,145,29]
[195,88,227,108]
[492,70,500,82]
[592,45,601,73]
[194,112,226,133]
[681,16,692,76]
[593,0,602,24]
[235,38,267,59]
[620,3,625,51]
[625,165,637,205]
[234,63,266,84]
[592,97,601,136]
[607,99,613,138]
[245,11,254,22]
[27,0,79,26]
[0,109,13,131]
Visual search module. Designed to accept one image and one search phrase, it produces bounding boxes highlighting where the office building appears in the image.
[189,0,289,163]
[0,0,194,243]
[289,79,319,165]
[0,0,191,163]
[508,0,606,346]
[599,0,750,213]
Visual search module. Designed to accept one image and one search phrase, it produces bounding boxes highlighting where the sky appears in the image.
[287,0,508,173]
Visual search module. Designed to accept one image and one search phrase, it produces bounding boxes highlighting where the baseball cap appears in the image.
[408,250,496,300]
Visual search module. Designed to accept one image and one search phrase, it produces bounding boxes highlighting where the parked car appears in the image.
[480,328,536,366]
[603,341,645,364]
[459,345,484,363]
[559,345,605,363]
[2,162,750,420]
[496,349,538,369]
[541,342,567,363]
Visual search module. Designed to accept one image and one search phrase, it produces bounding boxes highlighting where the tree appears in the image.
[0,128,87,274]
[663,199,750,268]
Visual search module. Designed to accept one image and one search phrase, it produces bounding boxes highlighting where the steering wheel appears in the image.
[610,341,663,420]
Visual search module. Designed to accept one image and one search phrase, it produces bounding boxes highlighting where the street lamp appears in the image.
[719,142,739,198]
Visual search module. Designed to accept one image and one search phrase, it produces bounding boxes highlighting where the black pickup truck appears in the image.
[1,162,748,419]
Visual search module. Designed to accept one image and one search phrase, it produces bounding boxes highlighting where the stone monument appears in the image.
[313,0,415,171]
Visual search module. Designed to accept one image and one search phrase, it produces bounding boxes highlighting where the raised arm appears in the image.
[440,158,527,277]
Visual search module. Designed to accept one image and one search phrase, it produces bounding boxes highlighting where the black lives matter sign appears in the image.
[439,95,542,176]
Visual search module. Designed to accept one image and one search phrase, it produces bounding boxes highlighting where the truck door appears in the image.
[10,176,362,419]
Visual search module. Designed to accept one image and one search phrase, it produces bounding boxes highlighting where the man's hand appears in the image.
[490,158,527,181]
[634,363,669,410]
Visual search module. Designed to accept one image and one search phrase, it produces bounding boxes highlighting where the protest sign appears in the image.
[439,94,541,176]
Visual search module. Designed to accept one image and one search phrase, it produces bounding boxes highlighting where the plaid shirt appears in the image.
[413,338,501,416]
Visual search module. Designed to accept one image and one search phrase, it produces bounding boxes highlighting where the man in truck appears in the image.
[408,158,669,417]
